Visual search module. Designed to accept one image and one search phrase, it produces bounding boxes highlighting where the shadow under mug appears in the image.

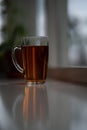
[12,36,49,85]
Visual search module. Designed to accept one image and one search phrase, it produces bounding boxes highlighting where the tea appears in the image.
[21,45,48,83]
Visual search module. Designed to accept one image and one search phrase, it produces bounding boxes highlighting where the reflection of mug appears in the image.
[12,36,49,85]
[12,85,49,130]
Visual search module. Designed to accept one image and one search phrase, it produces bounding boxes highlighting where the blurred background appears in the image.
[0,0,87,78]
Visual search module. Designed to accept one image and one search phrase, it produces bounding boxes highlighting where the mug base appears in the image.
[26,80,45,86]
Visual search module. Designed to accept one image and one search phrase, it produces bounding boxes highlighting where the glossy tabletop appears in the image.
[0,79,87,130]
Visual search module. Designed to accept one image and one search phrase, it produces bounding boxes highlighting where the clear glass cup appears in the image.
[12,36,49,85]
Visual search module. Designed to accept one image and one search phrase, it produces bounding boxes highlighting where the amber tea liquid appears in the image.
[21,45,48,83]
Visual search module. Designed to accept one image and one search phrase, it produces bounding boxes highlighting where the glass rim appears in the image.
[22,36,49,46]
[13,36,49,47]
[22,36,48,40]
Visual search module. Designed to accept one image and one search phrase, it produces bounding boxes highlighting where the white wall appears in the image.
[47,0,68,67]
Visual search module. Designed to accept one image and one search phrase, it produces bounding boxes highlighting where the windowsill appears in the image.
[48,67,87,85]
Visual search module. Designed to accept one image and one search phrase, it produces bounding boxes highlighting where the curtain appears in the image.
[7,0,68,67]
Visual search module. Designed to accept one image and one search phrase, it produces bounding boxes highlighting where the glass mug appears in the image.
[12,36,49,85]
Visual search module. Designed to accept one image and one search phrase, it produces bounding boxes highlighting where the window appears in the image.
[67,0,87,66]
[36,0,47,36]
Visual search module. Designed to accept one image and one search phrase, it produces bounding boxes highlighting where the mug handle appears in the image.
[12,46,24,73]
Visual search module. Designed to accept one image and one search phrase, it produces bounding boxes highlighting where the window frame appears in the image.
[48,68,87,84]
